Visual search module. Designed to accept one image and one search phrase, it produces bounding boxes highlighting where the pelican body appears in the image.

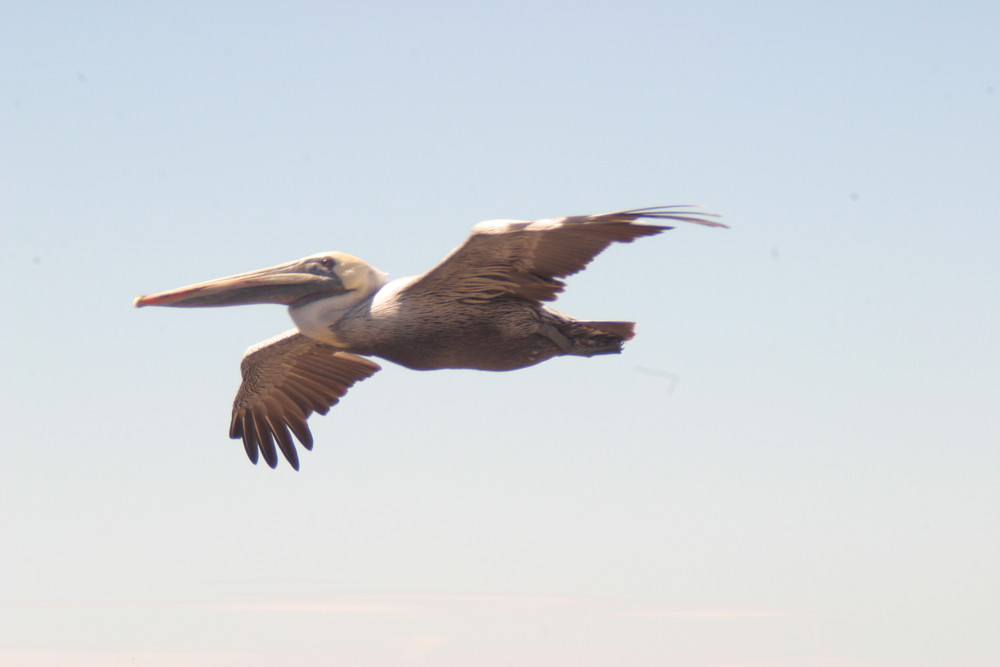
[135,206,724,469]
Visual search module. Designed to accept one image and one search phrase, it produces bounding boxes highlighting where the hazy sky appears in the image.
[2,1,998,666]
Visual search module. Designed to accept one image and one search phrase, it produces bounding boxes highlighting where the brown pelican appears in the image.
[135,206,724,469]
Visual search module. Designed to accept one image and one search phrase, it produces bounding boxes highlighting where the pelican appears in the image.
[135,206,724,469]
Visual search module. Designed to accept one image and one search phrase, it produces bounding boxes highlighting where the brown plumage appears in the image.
[228,332,380,469]
[135,206,724,469]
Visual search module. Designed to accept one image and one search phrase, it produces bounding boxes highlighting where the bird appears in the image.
[135,206,724,469]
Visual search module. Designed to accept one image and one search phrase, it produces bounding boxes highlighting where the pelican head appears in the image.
[134,251,388,309]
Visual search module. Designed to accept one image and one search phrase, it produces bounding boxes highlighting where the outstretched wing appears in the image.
[401,206,724,304]
[229,330,381,470]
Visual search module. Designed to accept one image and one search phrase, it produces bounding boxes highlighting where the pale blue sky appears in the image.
[2,1,999,666]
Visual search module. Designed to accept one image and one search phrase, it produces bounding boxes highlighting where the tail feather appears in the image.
[539,316,638,358]
[555,320,636,357]
[584,320,635,341]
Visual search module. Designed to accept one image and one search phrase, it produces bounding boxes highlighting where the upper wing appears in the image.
[229,330,381,470]
[401,206,724,304]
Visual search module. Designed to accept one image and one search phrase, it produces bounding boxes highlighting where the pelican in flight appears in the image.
[135,206,724,469]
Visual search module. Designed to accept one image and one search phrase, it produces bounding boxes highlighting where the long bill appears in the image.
[134,261,347,308]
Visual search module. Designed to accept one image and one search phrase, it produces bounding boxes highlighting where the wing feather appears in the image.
[252,413,279,468]
[402,206,724,304]
[229,330,381,469]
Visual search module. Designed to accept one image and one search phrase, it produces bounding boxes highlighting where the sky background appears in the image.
[2,1,999,666]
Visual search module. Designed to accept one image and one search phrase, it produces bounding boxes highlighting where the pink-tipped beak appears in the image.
[134,261,347,309]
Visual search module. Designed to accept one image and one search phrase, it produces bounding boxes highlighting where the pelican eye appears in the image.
[314,256,337,273]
